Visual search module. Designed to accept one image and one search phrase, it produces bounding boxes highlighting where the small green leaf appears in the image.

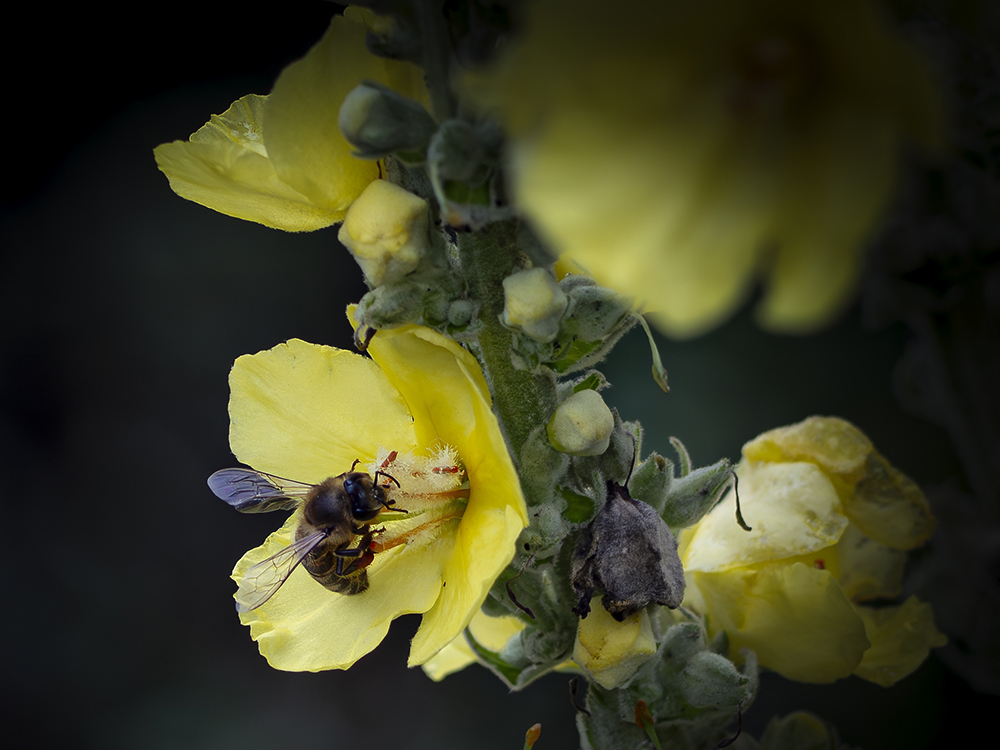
[465,630,522,687]
[573,373,602,393]
[443,180,490,205]
[548,339,603,373]
[559,486,596,524]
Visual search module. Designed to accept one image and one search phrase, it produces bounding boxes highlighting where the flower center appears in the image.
[730,33,809,121]
[361,446,470,555]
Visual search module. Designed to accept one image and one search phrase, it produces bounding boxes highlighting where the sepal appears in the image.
[661,459,734,529]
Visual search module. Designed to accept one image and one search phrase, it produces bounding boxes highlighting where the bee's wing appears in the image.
[235,530,327,613]
[208,468,312,513]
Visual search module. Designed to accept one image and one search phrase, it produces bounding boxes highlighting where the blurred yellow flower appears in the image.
[471,0,943,336]
[154,9,427,231]
[228,324,526,671]
[679,416,944,684]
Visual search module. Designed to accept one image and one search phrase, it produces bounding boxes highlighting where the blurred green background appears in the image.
[2,3,994,748]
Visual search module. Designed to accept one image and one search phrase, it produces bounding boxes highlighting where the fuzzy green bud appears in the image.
[661,459,733,529]
[681,651,753,708]
[338,179,428,286]
[627,454,673,516]
[338,81,437,161]
[559,276,633,341]
[547,389,613,456]
[503,268,569,343]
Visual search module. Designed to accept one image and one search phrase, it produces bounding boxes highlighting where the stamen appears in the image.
[369,510,464,553]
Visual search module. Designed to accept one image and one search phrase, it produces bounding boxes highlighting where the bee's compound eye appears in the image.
[344,474,381,521]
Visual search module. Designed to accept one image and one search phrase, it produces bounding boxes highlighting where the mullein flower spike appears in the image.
[160,2,956,746]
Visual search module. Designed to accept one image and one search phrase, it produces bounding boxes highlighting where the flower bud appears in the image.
[559,276,632,341]
[573,598,656,689]
[759,712,840,750]
[338,179,429,286]
[546,389,613,456]
[503,268,568,343]
[338,81,437,161]
[661,459,734,528]
[681,651,752,708]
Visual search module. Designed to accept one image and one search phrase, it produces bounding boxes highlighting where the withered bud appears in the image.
[571,480,685,621]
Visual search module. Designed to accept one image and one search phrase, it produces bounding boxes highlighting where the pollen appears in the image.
[367,445,467,507]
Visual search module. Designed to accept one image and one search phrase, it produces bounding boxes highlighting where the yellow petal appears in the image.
[153,95,342,231]
[228,338,418,482]
[420,634,479,682]
[357,319,528,664]
[468,611,527,650]
[468,0,943,338]
[835,523,905,601]
[263,14,427,218]
[422,611,526,681]
[694,562,869,683]
[574,598,657,689]
[234,514,452,671]
[847,451,936,550]
[741,416,873,498]
[853,596,946,686]
[756,108,896,332]
[683,461,847,571]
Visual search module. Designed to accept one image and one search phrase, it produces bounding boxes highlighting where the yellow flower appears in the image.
[679,417,944,684]
[470,0,943,336]
[422,610,529,681]
[422,600,655,689]
[154,8,427,231]
[573,597,657,689]
[227,324,527,671]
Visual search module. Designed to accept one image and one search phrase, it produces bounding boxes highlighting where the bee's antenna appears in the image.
[375,470,401,488]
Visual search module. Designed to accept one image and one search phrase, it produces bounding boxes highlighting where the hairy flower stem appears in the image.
[416,0,455,121]
[459,221,557,466]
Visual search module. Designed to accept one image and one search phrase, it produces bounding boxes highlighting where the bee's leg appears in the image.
[381,498,408,513]
[334,532,374,575]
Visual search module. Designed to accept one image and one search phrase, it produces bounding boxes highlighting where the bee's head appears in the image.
[342,472,384,522]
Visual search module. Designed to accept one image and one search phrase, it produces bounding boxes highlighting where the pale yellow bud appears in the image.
[338,179,428,286]
[546,389,613,456]
[573,598,656,689]
[501,267,568,343]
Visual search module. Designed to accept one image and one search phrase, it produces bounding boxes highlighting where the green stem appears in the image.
[415,0,455,121]
[458,221,556,463]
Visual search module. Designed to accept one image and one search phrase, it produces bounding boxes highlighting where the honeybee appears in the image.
[208,461,405,612]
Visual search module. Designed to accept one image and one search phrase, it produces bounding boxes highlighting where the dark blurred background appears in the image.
[2,2,996,748]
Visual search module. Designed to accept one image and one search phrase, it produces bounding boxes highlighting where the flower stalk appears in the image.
[154,1,962,747]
